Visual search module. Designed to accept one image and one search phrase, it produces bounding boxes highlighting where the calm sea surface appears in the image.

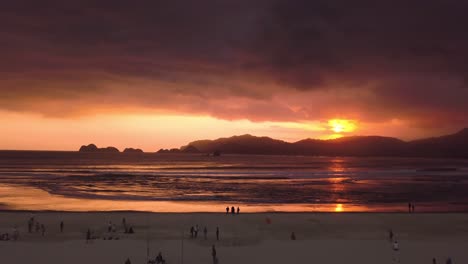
[1,151,468,212]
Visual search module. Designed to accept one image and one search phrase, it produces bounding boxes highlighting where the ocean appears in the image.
[1,151,468,212]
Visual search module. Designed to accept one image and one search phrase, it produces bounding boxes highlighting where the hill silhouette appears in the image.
[79,144,120,153]
[186,128,468,158]
[156,145,201,154]
[123,148,144,153]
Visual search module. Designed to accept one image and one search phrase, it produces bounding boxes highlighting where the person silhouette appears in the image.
[60,221,64,233]
[226,207,229,214]
[237,207,240,214]
[231,206,235,214]
[211,245,217,263]
[86,229,91,243]
[204,226,207,240]
[125,257,132,264]
[216,227,219,241]
[393,240,400,262]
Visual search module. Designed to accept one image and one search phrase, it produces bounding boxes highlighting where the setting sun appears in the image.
[335,204,344,212]
[328,119,357,133]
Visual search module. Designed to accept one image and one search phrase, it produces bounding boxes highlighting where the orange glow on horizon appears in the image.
[328,119,357,133]
[0,110,436,151]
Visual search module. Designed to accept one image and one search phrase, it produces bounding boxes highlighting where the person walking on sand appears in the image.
[392,240,400,262]
[237,207,240,214]
[60,221,64,233]
[226,207,229,214]
[216,227,219,241]
[204,226,208,240]
[28,218,33,233]
[125,257,132,264]
[433,258,437,264]
[211,245,217,264]
[190,226,194,238]
[231,206,235,214]
[86,228,91,243]
[13,226,19,241]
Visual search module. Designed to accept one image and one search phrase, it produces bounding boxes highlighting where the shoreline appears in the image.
[1,209,468,214]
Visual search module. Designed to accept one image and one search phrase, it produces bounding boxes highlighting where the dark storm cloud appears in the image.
[1,0,468,128]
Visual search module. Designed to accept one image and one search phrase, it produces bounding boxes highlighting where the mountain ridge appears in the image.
[184,128,468,158]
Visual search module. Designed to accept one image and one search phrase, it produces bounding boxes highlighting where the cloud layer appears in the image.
[2,0,468,133]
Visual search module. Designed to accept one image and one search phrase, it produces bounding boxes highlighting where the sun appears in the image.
[328,119,357,134]
[334,204,344,212]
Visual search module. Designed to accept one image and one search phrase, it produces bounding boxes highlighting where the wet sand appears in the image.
[0,212,467,264]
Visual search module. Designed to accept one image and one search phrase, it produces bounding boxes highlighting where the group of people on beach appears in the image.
[86,217,135,243]
[147,251,166,264]
[125,251,166,264]
[389,229,454,263]
[0,226,19,241]
[226,206,240,214]
[190,225,220,241]
[433,257,454,264]
[27,216,46,236]
[121,218,134,234]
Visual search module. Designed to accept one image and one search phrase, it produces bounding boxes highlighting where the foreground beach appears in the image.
[0,212,467,264]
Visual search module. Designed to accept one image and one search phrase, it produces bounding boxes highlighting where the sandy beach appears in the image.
[0,212,467,264]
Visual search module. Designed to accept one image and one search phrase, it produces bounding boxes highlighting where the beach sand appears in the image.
[0,212,467,264]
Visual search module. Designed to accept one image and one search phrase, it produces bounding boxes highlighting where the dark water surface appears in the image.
[1,151,468,212]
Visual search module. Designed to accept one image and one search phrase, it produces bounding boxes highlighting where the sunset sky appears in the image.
[1,1,468,151]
